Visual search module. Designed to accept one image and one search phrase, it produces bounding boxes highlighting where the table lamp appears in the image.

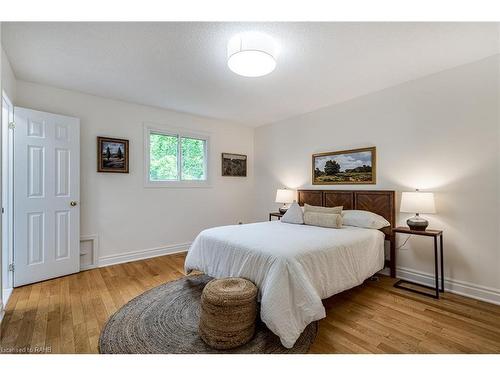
[275,189,295,214]
[400,190,436,231]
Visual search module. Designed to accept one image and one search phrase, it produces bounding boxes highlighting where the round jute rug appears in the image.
[98,274,318,354]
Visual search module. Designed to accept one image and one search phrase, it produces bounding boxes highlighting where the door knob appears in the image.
[70,201,78,207]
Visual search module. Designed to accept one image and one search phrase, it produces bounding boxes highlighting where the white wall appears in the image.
[1,48,16,101]
[1,44,16,307]
[15,80,255,264]
[0,21,3,316]
[254,55,500,302]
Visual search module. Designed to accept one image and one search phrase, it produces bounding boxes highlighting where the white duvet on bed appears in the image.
[184,221,385,348]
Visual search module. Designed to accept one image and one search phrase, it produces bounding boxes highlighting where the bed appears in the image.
[185,190,395,348]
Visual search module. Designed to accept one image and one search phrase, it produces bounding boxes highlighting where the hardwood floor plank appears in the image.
[69,274,85,326]
[376,342,403,354]
[14,283,41,349]
[30,281,51,351]
[420,308,500,342]
[81,271,100,353]
[0,290,20,337]
[59,275,75,353]
[440,326,500,353]
[73,322,91,353]
[89,268,116,316]
[1,286,32,350]
[326,308,414,353]
[321,320,385,353]
[45,279,62,354]
[380,287,500,331]
[98,267,127,311]
[8,285,31,324]
[2,252,500,354]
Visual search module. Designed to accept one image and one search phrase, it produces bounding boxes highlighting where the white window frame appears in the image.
[143,123,211,188]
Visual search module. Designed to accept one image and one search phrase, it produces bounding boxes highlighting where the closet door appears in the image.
[13,107,80,286]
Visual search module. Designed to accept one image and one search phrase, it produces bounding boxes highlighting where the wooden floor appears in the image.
[1,252,499,354]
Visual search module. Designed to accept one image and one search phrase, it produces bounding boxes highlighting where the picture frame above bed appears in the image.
[312,146,376,185]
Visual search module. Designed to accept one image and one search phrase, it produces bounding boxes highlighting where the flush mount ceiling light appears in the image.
[227,32,278,77]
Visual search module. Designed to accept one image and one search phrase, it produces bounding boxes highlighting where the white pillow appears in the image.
[281,202,304,224]
[342,210,390,229]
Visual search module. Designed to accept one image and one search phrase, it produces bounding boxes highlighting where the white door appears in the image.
[14,107,80,286]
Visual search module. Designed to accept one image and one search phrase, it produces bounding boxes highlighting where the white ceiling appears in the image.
[2,22,499,126]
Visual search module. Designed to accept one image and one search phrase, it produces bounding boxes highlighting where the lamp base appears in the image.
[407,215,429,231]
[279,203,290,214]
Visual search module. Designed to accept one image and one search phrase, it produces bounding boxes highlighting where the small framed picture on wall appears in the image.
[221,153,247,177]
[97,137,129,173]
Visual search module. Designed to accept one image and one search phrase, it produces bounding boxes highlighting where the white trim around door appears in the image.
[1,90,14,308]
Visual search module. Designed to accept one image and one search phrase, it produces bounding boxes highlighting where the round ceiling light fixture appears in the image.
[227,32,278,77]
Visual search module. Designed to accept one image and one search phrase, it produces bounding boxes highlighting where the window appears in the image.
[144,124,209,187]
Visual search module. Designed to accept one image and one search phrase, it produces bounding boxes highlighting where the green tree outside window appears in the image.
[150,133,178,180]
[181,137,205,180]
[149,132,206,182]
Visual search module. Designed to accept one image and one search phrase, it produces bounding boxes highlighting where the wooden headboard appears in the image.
[297,189,396,277]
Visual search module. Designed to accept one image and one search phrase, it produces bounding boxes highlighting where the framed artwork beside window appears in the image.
[312,146,376,185]
[222,153,247,177]
[97,137,129,173]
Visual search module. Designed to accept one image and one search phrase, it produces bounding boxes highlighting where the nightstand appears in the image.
[269,212,283,221]
[392,226,444,299]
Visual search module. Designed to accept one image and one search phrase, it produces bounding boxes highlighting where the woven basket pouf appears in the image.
[199,277,258,350]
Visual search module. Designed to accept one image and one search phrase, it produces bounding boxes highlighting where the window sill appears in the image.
[144,180,212,189]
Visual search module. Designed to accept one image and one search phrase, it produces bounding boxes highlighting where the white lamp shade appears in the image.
[275,189,295,204]
[400,192,436,214]
[227,32,277,77]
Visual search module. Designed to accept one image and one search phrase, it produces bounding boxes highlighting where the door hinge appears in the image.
[1,207,4,214]
[8,122,15,130]
[8,263,14,272]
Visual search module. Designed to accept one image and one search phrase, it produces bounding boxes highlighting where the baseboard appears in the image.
[98,242,191,268]
[380,266,500,306]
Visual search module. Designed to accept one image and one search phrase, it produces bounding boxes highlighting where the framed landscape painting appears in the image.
[312,146,376,185]
[97,137,129,173]
[222,153,247,177]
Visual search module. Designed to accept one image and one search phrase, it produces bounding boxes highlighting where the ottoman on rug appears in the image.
[199,277,258,349]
